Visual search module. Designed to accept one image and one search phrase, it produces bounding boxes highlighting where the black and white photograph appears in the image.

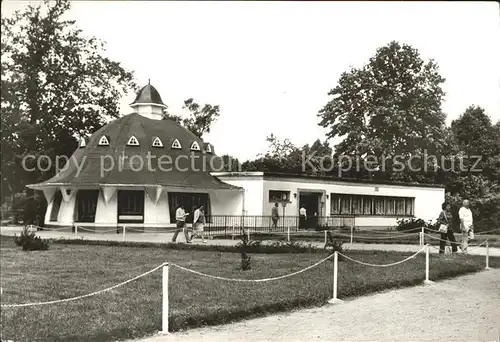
[1,1,499,341]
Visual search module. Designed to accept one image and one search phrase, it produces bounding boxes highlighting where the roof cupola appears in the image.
[130,80,167,120]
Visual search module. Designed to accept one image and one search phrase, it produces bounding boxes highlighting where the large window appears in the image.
[330,193,414,217]
[268,190,291,202]
[118,190,144,223]
[75,190,99,222]
[168,192,212,224]
[49,191,63,222]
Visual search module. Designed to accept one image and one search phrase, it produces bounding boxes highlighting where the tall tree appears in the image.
[1,0,137,221]
[318,41,447,172]
[451,105,498,164]
[163,98,220,139]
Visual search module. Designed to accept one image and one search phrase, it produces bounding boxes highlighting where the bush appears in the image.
[238,229,252,270]
[323,231,345,261]
[470,194,500,233]
[14,226,49,251]
[396,218,434,232]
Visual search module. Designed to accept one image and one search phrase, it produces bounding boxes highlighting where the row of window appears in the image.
[330,194,414,216]
[79,135,212,152]
[50,189,212,224]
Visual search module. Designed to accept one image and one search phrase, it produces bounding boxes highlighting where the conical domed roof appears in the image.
[131,83,166,107]
[28,113,238,190]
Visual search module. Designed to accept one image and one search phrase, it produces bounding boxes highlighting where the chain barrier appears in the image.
[331,231,420,240]
[423,233,487,246]
[77,226,118,233]
[466,239,488,251]
[0,263,167,308]
[171,253,335,282]
[477,228,500,234]
[337,246,426,267]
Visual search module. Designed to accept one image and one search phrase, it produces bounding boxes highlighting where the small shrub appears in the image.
[324,231,345,261]
[239,229,252,271]
[14,226,49,251]
[396,218,434,232]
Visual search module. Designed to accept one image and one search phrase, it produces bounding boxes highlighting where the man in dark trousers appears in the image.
[447,193,460,253]
[172,205,190,243]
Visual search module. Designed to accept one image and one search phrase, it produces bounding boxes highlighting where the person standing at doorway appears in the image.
[271,203,279,230]
[299,205,307,229]
[458,199,474,253]
[172,205,190,243]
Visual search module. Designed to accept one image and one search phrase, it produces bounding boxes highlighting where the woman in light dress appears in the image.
[192,206,206,243]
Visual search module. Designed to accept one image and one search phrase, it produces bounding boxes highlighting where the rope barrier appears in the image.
[466,239,488,251]
[332,232,420,240]
[423,234,459,243]
[171,253,335,282]
[30,225,71,232]
[0,263,167,308]
[77,227,118,233]
[476,228,500,234]
[337,245,426,267]
[125,227,179,233]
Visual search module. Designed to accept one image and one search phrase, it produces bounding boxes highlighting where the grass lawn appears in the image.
[1,235,498,342]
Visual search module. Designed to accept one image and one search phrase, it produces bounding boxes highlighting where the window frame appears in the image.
[98,135,110,146]
[190,141,201,151]
[127,136,140,146]
[330,193,415,217]
[171,139,182,149]
[152,137,163,148]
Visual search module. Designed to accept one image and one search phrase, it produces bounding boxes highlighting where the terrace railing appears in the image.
[204,215,355,237]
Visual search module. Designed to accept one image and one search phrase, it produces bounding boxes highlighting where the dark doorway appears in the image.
[117,190,145,223]
[167,192,211,224]
[75,190,99,223]
[299,192,322,229]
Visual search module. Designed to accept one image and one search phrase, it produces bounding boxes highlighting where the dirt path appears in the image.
[134,269,500,342]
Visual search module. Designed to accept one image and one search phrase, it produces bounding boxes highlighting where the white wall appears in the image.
[209,189,244,216]
[216,175,444,229]
[215,178,264,216]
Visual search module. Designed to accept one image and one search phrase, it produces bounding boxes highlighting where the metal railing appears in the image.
[203,215,355,236]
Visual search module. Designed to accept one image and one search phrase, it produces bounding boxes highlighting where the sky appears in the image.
[2,1,500,161]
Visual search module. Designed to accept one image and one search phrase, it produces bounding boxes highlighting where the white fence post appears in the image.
[324,230,327,245]
[420,227,425,246]
[424,244,434,285]
[232,225,235,240]
[485,240,490,270]
[350,226,354,245]
[247,228,250,241]
[161,263,170,334]
[75,225,78,237]
[328,251,343,304]
[287,226,290,242]
[122,226,126,242]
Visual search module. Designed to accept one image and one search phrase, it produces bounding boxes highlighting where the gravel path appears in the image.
[134,269,500,342]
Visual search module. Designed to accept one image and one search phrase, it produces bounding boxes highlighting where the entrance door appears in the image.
[75,190,99,222]
[117,190,145,224]
[298,192,322,229]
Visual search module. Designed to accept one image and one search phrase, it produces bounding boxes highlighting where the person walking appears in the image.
[192,206,207,243]
[271,203,279,230]
[437,202,458,254]
[172,205,190,243]
[299,205,307,229]
[458,199,474,253]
